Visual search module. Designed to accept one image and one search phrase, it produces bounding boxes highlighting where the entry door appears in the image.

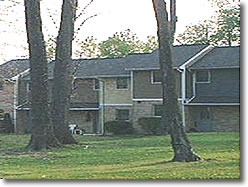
[198,107,214,131]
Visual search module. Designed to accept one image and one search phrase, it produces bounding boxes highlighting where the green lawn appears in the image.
[0,132,240,180]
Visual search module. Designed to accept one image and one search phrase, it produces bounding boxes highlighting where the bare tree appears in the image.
[51,0,78,144]
[24,0,59,151]
[152,0,200,162]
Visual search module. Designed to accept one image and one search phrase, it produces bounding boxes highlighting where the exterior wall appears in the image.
[17,79,29,105]
[103,105,133,122]
[212,106,240,131]
[101,77,132,105]
[185,70,193,98]
[67,110,99,133]
[133,71,162,99]
[16,110,99,134]
[16,67,240,134]
[194,68,240,100]
[185,105,240,132]
[133,70,181,99]
[0,81,15,116]
[16,77,100,133]
[70,78,98,103]
[132,100,162,133]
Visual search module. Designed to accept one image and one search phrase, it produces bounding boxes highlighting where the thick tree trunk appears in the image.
[24,0,60,151]
[152,0,200,162]
[51,0,78,144]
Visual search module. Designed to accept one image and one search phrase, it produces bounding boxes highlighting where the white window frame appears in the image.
[151,70,162,84]
[116,77,129,90]
[93,79,100,91]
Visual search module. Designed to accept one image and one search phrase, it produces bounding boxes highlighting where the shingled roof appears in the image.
[124,44,208,71]
[0,59,29,79]
[44,44,208,79]
[14,44,240,80]
[189,46,240,70]
[61,44,207,79]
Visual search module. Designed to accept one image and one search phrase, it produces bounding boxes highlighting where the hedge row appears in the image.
[104,117,166,135]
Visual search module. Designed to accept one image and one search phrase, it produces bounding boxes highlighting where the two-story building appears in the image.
[16,44,240,134]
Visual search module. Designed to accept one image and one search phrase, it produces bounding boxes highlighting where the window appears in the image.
[93,79,100,90]
[116,109,129,121]
[151,70,162,84]
[0,81,3,90]
[116,78,128,89]
[154,104,162,117]
[196,70,211,83]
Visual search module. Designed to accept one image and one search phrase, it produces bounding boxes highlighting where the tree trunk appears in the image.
[51,0,78,144]
[152,0,200,162]
[24,0,60,151]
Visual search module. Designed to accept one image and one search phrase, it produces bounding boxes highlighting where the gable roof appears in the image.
[0,59,30,79]
[189,46,240,70]
[124,44,208,71]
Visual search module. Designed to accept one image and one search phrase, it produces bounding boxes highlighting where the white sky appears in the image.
[0,0,216,64]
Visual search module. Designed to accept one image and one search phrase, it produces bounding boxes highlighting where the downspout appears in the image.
[178,45,214,127]
[11,76,19,133]
[13,79,18,133]
[98,78,105,135]
[179,67,186,127]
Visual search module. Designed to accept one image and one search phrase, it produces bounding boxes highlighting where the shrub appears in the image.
[104,120,134,135]
[138,117,165,135]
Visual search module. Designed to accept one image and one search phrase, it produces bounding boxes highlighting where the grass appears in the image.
[0,132,240,180]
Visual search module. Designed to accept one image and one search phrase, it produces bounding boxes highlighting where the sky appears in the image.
[0,0,216,64]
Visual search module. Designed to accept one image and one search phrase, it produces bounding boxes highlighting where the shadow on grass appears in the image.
[140,158,217,167]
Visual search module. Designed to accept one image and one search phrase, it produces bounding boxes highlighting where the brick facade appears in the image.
[213,106,240,131]
[67,110,99,133]
[0,81,15,117]
[185,106,240,132]
[132,100,162,133]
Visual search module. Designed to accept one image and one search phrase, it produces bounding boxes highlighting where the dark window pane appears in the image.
[154,105,162,116]
[196,71,210,83]
[152,70,162,83]
[0,81,3,90]
[93,79,100,90]
[116,109,129,121]
[116,78,128,89]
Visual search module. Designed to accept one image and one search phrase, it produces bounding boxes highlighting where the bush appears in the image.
[104,120,134,135]
[138,117,165,135]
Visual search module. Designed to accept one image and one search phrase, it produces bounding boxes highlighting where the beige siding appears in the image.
[102,78,132,105]
[133,71,162,99]
[133,71,181,99]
